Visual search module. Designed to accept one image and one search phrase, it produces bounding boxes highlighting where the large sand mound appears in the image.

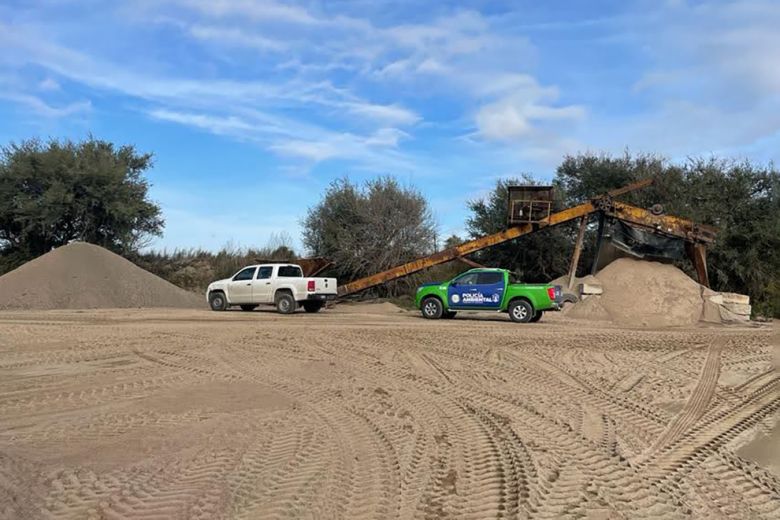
[596,258,704,327]
[566,258,705,327]
[0,242,203,310]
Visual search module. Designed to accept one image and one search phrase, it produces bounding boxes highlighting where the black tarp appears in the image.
[593,219,686,272]
[608,220,685,260]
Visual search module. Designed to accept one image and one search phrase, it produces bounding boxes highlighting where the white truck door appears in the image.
[252,266,274,303]
[228,267,256,304]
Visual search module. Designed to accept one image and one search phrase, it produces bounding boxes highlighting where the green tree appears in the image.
[554,151,675,207]
[302,176,436,287]
[0,137,163,269]
[443,234,464,249]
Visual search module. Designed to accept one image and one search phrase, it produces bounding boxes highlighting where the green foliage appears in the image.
[132,237,298,293]
[466,175,571,282]
[0,137,163,271]
[302,176,436,293]
[555,152,674,207]
[443,234,464,249]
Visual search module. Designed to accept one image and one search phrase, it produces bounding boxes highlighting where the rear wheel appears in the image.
[529,310,543,323]
[240,304,258,312]
[303,301,324,313]
[275,292,296,314]
[209,292,228,311]
[421,297,444,319]
[561,293,578,306]
[508,299,534,323]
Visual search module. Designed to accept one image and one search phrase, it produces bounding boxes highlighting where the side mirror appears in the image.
[450,281,458,287]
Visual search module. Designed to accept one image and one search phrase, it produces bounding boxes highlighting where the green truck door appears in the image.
[447,271,504,309]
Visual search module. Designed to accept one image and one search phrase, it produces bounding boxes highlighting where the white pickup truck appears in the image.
[206,264,337,314]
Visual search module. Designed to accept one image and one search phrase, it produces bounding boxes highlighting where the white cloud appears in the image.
[175,0,320,25]
[187,24,288,52]
[38,77,61,91]
[365,128,410,147]
[148,109,254,134]
[269,140,338,161]
[476,99,533,140]
[343,102,419,126]
[0,92,91,118]
[474,77,585,142]
[594,0,780,160]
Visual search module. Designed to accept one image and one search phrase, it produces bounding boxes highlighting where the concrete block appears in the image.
[707,294,724,305]
[578,283,603,295]
[720,292,750,305]
[719,305,750,322]
[722,302,751,316]
[701,287,719,298]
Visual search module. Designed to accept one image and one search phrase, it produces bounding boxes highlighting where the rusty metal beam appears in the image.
[335,177,715,297]
[688,243,710,288]
[456,256,489,269]
[605,177,654,198]
[567,216,589,289]
[337,200,598,296]
[609,201,717,243]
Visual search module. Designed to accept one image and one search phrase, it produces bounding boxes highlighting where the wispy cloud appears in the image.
[0,92,91,118]
[186,24,289,52]
[148,109,254,135]
[1,0,778,193]
[3,0,778,251]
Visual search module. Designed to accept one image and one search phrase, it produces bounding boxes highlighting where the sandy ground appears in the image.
[0,306,778,519]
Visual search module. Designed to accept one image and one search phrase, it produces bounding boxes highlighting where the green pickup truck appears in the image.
[414,268,562,323]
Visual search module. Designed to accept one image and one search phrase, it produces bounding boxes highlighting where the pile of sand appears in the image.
[0,242,203,310]
[567,258,705,327]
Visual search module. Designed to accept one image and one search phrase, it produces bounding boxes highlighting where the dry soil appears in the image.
[0,307,778,519]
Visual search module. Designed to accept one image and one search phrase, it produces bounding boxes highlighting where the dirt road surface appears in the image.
[1,307,778,519]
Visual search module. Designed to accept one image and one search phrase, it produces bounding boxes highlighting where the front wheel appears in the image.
[275,292,296,314]
[508,299,534,323]
[420,297,444,319]
[209,292,228,311]
[303,301,323,313]
[529,310,543,323]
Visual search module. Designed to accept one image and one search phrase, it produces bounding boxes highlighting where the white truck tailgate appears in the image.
[312,278,337,294]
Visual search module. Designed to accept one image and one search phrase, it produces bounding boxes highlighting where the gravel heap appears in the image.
[0,242,203,310]
[567,258,705,327]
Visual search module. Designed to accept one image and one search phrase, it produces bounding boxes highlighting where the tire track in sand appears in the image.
[646,337,725,456]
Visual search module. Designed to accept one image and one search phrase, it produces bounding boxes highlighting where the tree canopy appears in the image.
[302,176,436,285]
[0,137,163,270]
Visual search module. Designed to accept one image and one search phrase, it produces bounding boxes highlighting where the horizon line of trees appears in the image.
[1,137,777,316]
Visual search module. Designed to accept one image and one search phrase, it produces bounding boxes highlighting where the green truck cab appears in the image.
[414,268,562,323]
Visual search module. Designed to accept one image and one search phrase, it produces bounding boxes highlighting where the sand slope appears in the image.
[0,309,776,519]
[0,242,202,309]
[565,258,706,327]
[596,258,704,327]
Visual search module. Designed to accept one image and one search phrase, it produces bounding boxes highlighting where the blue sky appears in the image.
[1,0,779,253]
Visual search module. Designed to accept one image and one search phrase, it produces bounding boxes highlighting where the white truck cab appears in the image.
[206,264,337,314]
